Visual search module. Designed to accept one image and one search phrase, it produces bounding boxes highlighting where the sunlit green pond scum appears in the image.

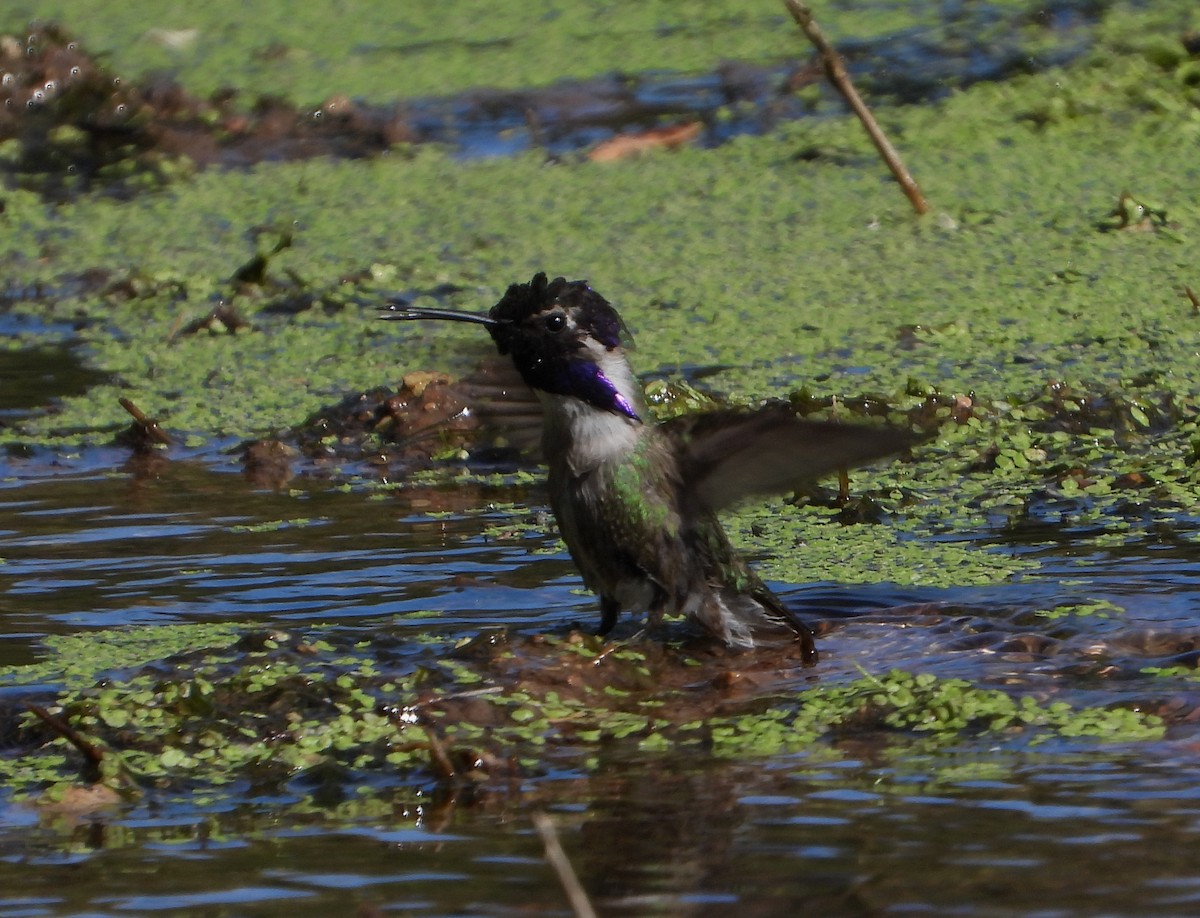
[2,0,1200,912]
[3,0,1109,103]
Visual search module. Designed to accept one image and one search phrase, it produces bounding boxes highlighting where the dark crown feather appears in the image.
[489,272,627,350]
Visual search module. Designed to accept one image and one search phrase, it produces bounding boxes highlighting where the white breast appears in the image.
[538,391,642,475]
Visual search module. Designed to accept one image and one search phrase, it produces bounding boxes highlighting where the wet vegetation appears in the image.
[0,622,1170,802]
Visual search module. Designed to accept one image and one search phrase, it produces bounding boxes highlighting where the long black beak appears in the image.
[379,303,502,327]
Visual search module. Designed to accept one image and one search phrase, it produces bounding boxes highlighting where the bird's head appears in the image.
[382,272,640,421]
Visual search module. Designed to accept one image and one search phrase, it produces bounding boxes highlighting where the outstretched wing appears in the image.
[662,405,921,512]
[458,357,545,456]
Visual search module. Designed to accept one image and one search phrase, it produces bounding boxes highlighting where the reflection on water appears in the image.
[0,462,579,655]
[3,746,1200,915]
[1,459,1200,915]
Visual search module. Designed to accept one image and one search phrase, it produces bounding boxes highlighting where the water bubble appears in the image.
[69,66,80,77]
[43,80,57,93]
[114,103,128,114]
[112,76,121,86]
[67,42,77,51]
[1,73,12,87]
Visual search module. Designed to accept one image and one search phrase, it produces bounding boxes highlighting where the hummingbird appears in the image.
[382,272,919,665]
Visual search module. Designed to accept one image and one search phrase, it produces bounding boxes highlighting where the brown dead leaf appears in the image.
[36,783,122,819]
[587,121,702,163]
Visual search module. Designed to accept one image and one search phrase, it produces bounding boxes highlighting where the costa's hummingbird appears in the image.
[383,272,919,665]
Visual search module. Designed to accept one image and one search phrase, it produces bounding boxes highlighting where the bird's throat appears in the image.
[549,360,640,422]
[538,387,644,476]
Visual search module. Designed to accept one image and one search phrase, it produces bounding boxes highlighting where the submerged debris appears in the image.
[260,374,483,476]
[0,25,415,199]
[114,397,172,452]
[1098,191,1174,234]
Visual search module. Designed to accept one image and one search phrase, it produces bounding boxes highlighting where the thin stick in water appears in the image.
[532,812,598,918]
[783,0,930,215]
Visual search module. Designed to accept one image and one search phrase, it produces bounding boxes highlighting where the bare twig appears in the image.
[1184,286,1199,316]
[119,397,173,446]
[532,812,598,918]
[783,0,929,215]
[384,707,467,784]
[25,703,106,769]
[26,703,145,793]
[422,722,457,782]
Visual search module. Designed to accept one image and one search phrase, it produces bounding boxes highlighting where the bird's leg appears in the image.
[644,588,670,637]
[597,596,621,636]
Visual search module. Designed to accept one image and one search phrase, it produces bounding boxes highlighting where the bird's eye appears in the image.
[544,312,566,333]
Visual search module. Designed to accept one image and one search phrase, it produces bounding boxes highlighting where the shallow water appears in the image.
[2,453,1200,916]
[5,745,1200,917]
